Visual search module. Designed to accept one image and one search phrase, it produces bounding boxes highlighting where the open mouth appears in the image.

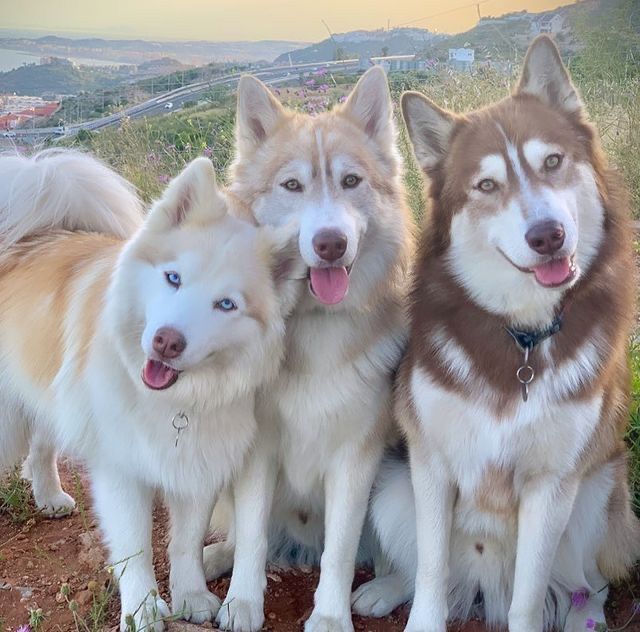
[308,265,352,305]
[141,359,180,390]
[531,256,577,287]
[498,249,577,288]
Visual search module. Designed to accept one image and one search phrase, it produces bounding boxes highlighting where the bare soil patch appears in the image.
[1,463,639,631]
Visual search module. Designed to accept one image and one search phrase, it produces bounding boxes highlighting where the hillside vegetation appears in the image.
[0,58,127,96]
[274,28,442,63]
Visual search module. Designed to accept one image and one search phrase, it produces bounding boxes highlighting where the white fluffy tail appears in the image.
[0,148,142,249]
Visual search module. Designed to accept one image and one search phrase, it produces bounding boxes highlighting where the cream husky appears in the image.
[0,149,301,631]
[203,67,413,632]
[353,36,639,632]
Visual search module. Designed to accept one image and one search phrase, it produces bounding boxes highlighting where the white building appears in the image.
[448,48,475,71]
[361,55,428,73]
[531,13,566,35]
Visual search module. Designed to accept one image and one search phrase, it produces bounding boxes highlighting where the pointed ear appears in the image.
[401,91,456,173]
[146,157,226,231]
[516,35,583,114]
[341,66,394,143]
[236,75,286,155]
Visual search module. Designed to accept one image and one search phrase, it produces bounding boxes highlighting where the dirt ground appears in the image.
[1,462,639,632]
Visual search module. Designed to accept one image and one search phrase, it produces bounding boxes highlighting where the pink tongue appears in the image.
[309,267,349,305]
[142,359,179,390]
[533,257,571,287]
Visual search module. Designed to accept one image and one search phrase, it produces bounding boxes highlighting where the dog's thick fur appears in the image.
[202,67,413,632]
[0,150,301,631]
[352,37,639,631]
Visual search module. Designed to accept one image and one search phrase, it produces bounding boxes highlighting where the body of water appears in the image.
[0,49,40,72]
[0,48,133,72]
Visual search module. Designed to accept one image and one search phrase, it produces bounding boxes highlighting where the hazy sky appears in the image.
[5,1,570,42]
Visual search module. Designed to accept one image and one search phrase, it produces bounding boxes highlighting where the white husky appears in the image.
[202,67,413,632]
[0,149,301,631]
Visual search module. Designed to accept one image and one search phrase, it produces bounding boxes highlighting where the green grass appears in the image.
[64,107,236,204]
[59,577,118,632]
[29,607,46,631]
[0,467,38,524]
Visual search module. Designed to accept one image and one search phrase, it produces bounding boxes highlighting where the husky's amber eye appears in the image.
[281,178,303,192]
[214,298,237,312]
[477,178,497,193]
[342,174,361,189]
[165,271,181,288]
[544,154,563,171]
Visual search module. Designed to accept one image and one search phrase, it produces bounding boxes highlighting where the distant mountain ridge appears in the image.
[0,36,309,65]
[273,2,598,64]
[274,27,442,63]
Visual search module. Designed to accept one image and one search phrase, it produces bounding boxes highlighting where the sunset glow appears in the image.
[4,0,570,41]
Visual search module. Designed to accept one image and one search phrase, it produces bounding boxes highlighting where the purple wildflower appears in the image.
[585,619,596,630]
[17,625,32,632]
[202,146,213,157]
[305,79,316,87]
[571,588,589,610]
[338,95,347,103]
[158,174,170,184]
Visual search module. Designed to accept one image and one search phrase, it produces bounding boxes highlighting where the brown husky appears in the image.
[353,36,639,632]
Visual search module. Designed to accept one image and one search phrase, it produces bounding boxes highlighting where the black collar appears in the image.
[505,312,563,352]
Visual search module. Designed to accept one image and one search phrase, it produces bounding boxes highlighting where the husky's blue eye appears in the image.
[214,298,237,312]
[165,271,181,288]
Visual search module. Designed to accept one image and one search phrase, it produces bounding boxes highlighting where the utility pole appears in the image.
[321,19,340,60]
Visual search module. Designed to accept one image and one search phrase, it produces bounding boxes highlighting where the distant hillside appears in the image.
[274,28,441,63]
[0,36,308,66]
[275,2,622,65]
[0,58,124,96]
[416,0,638,62]
[416,5,577,62]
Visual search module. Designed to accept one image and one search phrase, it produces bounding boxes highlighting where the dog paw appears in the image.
[216,597,264,632]
[403,611,447,632]
[120,593,170,632]
[562,599,607,632]
[351,576,408,617]
[203,541,234,581]
[304,612,354,632]
[172,589,221,624]
[404,624,446,632]
[35,491,76,518]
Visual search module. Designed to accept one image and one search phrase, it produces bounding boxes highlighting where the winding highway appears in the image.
[6,59,361,142]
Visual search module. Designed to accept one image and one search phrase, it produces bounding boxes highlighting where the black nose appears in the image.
[312,229,347,262]
[153,327,187,360]
[525,220,565,255]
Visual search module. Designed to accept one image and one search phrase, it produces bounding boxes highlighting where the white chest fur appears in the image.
[264,310,404,496]
[410,362,603,508]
